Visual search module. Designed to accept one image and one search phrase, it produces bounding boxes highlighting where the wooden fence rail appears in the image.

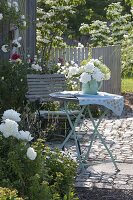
[50,45,121,94]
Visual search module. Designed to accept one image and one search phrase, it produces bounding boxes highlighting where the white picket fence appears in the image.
[50,45,121,94]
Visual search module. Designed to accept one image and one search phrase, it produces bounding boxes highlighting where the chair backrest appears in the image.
[26,74,66,102]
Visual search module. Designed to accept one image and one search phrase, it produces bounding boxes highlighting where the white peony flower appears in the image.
[44,38,49,43]
[79,72,91,83]
[77,42,84,48]
[92,68,104,82]
[84,62,95,73]
[7,2,12,7]
[68,66,79,78]
[65,62,69,66]
[15,58,22,63]
[18,37,22,41]
[12,39,21,48]
[78,65,84,73]
[1,45,9,52]
[21,15,25,19]
[57,63,61,66]
[93,59,101,64]
[31,64,42,71]
[19,130,34,141]
[0,13,3,20]
[26,147,37,160]
[70,61,75,65]
[23,21,26,27]
[0,119,19,138]
[12,1,19,12]
[12,1,18,8]
[2,109,21,122]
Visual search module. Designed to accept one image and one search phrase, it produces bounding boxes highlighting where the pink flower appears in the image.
[11,53,21,60]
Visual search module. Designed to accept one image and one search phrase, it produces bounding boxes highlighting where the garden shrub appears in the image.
[121,29,133,78]
[0,187,24,200]
[0,61,29,112]
[0,109,78,200]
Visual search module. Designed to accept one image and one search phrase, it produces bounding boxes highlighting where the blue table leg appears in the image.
[61,102,86,169]
[84,106,119,171]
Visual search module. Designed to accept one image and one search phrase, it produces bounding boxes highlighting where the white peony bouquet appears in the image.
[58,59,111,88]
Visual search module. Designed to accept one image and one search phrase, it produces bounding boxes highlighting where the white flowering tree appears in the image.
[36,0,85,72]
[79,2,133,77]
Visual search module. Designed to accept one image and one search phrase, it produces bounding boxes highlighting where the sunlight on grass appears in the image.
[121,78,133,93]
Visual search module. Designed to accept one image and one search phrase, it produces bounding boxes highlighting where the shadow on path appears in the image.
[76,187,133,200]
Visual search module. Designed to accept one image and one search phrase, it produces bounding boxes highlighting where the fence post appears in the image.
[25,0,36,58]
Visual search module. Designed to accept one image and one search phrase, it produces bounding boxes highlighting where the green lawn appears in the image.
[121,78,133,93]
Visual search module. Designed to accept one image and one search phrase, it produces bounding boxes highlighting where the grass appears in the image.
[121,78,133,93]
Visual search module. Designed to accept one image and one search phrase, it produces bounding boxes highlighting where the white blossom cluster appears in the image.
[31,55,42,71]
[0,109,37,160]
[79,23,90,34]
[79,2,132,47]
[0,13,3,20]
[1,36,22,53]
[58,59,111,85]
[36,0,75,50]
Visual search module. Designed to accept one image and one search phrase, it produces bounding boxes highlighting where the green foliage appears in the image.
[36,0,85,71]
[80,20,111,47]
[0,133,78,200]
[0,61,30,112]
[0,1,20,26]
[124,0,133,6]
[121,78,133,92]
[79,1,133,77]
[0,1,26,35]
[0,187,24,200]
[80,2,132,46]
[121,30,133,77]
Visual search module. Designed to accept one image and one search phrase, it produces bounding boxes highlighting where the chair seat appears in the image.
[38,110,80,119]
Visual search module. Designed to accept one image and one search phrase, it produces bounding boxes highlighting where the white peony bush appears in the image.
[58,58,111,87]
[0,109,37,160]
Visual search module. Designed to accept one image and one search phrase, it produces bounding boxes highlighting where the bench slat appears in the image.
[26,74,66,102]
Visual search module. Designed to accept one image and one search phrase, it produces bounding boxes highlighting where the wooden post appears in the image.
[25,0,36,58]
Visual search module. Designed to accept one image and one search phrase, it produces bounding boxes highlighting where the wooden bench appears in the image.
[26,74,66,103]
[26,74,80,137]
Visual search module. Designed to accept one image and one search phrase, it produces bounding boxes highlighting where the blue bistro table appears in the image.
[50,91,124,172]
